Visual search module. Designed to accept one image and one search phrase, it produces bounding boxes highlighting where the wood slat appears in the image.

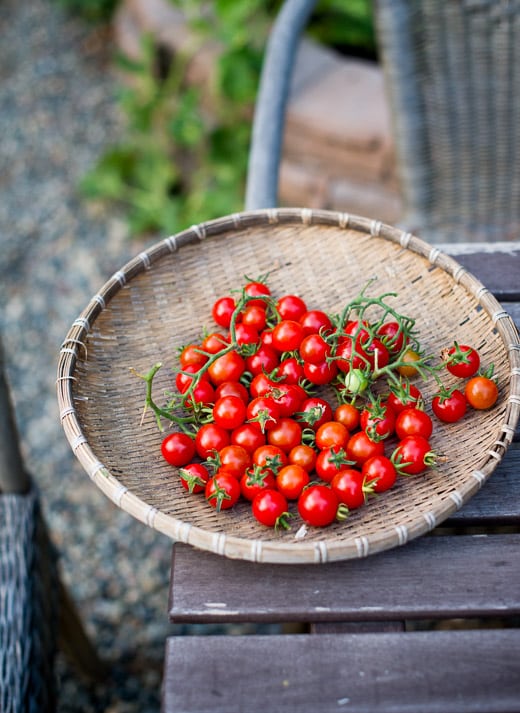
[447,442,520,523]
[169,533,520,624]
[446,247,520,299]
[162,629,520,713]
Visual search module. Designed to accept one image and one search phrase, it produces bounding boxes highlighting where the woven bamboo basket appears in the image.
[57,209,520,564]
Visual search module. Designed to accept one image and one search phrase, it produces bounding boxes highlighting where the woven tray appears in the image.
[57,209,520,564]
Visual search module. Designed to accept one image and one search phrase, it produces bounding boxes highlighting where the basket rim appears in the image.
[57,208,520,564]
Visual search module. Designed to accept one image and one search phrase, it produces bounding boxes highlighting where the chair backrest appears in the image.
[375,0,520,243]
[246,0,520,244]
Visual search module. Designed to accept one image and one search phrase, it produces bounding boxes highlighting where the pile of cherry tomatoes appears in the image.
[142,277,498,530]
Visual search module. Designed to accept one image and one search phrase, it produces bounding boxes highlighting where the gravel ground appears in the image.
[0,1,195,710]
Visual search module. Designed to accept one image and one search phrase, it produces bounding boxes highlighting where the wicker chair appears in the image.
[246,0,520,245]
[0,338,104,712]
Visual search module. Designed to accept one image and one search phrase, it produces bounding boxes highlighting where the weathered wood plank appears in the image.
[162,629,520,713]
[169,533,520,624]
[444,246,520,299]
[447,442,520,523]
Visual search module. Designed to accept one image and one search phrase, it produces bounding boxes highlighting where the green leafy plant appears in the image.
[80,0,375,237]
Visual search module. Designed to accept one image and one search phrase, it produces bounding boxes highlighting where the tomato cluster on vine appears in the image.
[138,276,498,530]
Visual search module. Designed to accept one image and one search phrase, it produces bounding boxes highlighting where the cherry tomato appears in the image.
[179,344,208,369]
[246,396,280,432]
[299,309,332,336]
[443,343,480,378]
[315,421,349,450]
[183,379,215,408]
[240,465,276,501]
[205,471,241,511]
[267,418,302,453]
[175,363,209,394]
[465,375,499,410]
[207,350,245,385]
[296,397,333,430]
[334,403,360,432]
[397,349,421,377]
[234,322,259,346]
[395,407,433,440]
[360,400,396,440]
[387,382,422,414]
[361,455,397,493]
[161,432,196,467]
[331,469,369,509]
[272,319,304,352]
[346,431,385,467]
[212,395,247,430]
[432,389,467,423]
[241,304,267,332]
[299,333,331,364]
[201,332,228,354]
[245,345,279,376]
[252,444,288,474]
[269,383,306,418]
[298,485,339,527]
[276,294,307,321]
[179,463,210,493]
[276,464,310,500]
[244,280,271,307]
[377,321,408,355]
[288,444,317,473]
[393,435,434,475]
[215,380,249,404]
[276,356,304,384]
[315,446,352,483]
[195,423,230,459]
[249,372,276,398]
[212,296,236,328]
[252,489,291,529]
[303,359,338,385]
[230,423,266,455]
[215,445,251,479]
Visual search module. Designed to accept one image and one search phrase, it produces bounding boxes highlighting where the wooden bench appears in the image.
[161,247,520,713]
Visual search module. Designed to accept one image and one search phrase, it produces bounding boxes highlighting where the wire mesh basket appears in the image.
[57,209,520,564]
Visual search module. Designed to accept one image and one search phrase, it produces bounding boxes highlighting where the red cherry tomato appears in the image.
[212,395,247,431]
[303,359,338,385]
[230,423,266,455]
[267,418,303,453]
[161,432,196,467]
[276,464,310,500]
[298,485,339,527]
[361,455,397,493]
[331,469,369,509]
[252,444,288,474]
[179,462,210,493]
[393,435,434,475]
[205,471,241,511]
[215,445,251,479]
[395,407,433,440]
[271,320,304,352]
[297,397,333,430]
[215,380,249,404]
[432,389,467,423]
[299,309,332,336]
[443,343,480,378]
[240,466,276,501]
[252,489,291,529]
[246,396,280,432]
[212,296,236,328]
[346,431,385,467]
[288,444,317,473]
[195,423,230,459]
[276,294,307,321]
[333,403,360,432]
[299,333,331,364]
[315,421,349,450]
[207,350,245,385]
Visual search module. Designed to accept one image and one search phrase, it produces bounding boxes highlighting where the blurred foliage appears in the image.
[56,0,119,22]
[79,0,375,237]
